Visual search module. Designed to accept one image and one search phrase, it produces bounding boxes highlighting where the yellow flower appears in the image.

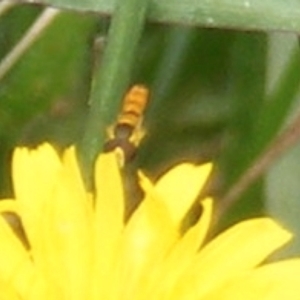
[0,143,299,300]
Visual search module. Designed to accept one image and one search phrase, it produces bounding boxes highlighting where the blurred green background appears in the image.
[1,2,300,256]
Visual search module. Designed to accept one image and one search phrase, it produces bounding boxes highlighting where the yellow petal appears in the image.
[204,259,300,300]
[170,218,291,299]
[62,146,87,200]
[0,199,29,249]
[92,152,125,300]
[118,173,179,300]
[0,213,36,298]
[172,197,213,255]
[0,210,30,279]
[40,153,92,300]
[12,144,61,255]
[0,199,19,214]
[154,163,212,225]
[0,279,20,300]
[140,198,213,300]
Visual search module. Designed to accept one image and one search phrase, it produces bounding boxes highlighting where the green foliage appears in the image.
[2,1,300,257]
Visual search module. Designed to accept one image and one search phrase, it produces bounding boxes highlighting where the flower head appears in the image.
[0,143,299,300]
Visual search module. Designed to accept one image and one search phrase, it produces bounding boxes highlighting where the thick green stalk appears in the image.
[26,0,300,34]
[79,0,149,177]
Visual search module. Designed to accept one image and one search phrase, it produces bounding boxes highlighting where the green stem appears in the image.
[25,0,300,34]
[79,0,150,178]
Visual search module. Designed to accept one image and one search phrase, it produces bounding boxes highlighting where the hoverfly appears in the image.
[104,84,149,165]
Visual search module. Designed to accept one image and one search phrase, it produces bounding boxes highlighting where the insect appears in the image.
[104,84,149,164]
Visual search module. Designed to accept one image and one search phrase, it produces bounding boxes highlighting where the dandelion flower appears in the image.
[0,143,299,300]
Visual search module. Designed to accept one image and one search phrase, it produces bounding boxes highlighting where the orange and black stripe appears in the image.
[104,85,149,162]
